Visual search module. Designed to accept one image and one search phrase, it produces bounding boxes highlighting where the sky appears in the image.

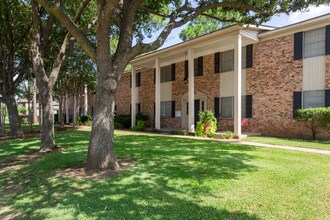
[158,4,330,49]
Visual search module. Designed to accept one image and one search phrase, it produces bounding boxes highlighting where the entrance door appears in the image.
[194,99,200,126]
[181,98,206,129]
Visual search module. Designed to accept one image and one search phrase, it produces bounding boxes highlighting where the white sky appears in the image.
[158,4,330,49]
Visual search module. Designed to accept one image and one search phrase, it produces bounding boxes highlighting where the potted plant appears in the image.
[198,110,217,134]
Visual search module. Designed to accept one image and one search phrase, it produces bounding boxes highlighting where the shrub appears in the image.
[196,110,217,137]
[19,115,28,124]
[114,121,123,129]
[195,121,204,137]
[79,115,92,126]
[171,129,188,135]
[114,114,131,129]
[136,112,149,121]
[18,106,27,115]
[136,112,150,127]
[132,120,145,131]
[295,107,330,140]
[222,131,234,139]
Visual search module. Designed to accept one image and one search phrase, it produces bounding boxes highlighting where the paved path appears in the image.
[118,130,330,155]
[238,141,330,155]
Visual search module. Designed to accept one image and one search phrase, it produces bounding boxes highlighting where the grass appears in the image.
[3,123,40,132]
[0,130,329,219]
[243,136,330,151]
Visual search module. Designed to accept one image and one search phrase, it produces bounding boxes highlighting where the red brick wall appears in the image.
[115,35,330,139]
[116,74,131,115]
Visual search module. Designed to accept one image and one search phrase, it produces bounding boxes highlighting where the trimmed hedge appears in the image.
[295,107,330,140]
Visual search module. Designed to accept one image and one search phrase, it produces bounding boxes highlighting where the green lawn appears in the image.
[243,136,330,151]
[0,130,329,219]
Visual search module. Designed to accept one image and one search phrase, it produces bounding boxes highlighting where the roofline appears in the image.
[131,24,273,65]
[259,13,330,38]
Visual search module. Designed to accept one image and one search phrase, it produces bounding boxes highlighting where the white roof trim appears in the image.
[259,13,330,39]
[131,25,272,66]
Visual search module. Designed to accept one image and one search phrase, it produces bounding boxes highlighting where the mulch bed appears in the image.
[55,159,134,181]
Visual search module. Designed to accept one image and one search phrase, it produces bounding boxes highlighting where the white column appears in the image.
[131,65,136,128]
[155,58,161,130]
[188,48,195,132]
[84,85,88,115]
[234,33,242,137]
[65,94,69,124]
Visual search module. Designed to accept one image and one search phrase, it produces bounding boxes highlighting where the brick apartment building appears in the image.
[114,14,330,138]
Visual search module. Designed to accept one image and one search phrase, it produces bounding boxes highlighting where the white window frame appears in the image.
[160,65,172,83]
[160,101,172,117]
[303,27,325,59]
[220,49,234,73]
[302,90,325,109]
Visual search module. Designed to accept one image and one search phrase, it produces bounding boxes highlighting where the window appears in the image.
[194,57,203,76]
[161,65,172,83]
[220,96,249,118]
[304,27,325,58]
[221,97,233,118]
[136,72,141,87]
[160,64,175,83]
[160,101,172,117]
[303,90,325,108]
[241,96,246,118]
[242,47,247,69]
[220,50,234,73]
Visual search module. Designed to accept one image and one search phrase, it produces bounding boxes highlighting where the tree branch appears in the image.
[34,0,96,62]
[131,1,290,56]
[48,0,92,88]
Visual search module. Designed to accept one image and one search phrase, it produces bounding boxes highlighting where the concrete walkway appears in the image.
[119,130,330,155]
[238,141,330,155]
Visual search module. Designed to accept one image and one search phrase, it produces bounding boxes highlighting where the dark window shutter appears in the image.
[153,102,155,118]
[130,104,131,116]
[294,32,303,60]
[171,101,175,118]
[130,75,132,88]
[198,56,203,76]
[214,97,220,118]
[136,72,141,87]
[293,91,302,118]
[137,103,141,114]
[154,68,156,84]
[326,25,330,55]
[325,89,330,107]
[246,44,253,68]
[171,63,176,81]
[246,95,253,118]
[214,52,220,73]
[184,60,188,79]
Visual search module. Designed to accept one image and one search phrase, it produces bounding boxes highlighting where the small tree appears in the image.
[295,107,330,140]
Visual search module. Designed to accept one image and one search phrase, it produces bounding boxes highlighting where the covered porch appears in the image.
[130,25,271,137]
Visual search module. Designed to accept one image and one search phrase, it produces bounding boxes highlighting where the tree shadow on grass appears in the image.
[1,131,260,219]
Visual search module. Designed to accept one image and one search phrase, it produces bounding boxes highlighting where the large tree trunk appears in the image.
[39,84,56,150]
[86,72,119,170]
[3,95,23,137]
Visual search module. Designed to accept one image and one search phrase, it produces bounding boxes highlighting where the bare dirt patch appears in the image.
[0,205,21,220]
[56,159,134,181]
